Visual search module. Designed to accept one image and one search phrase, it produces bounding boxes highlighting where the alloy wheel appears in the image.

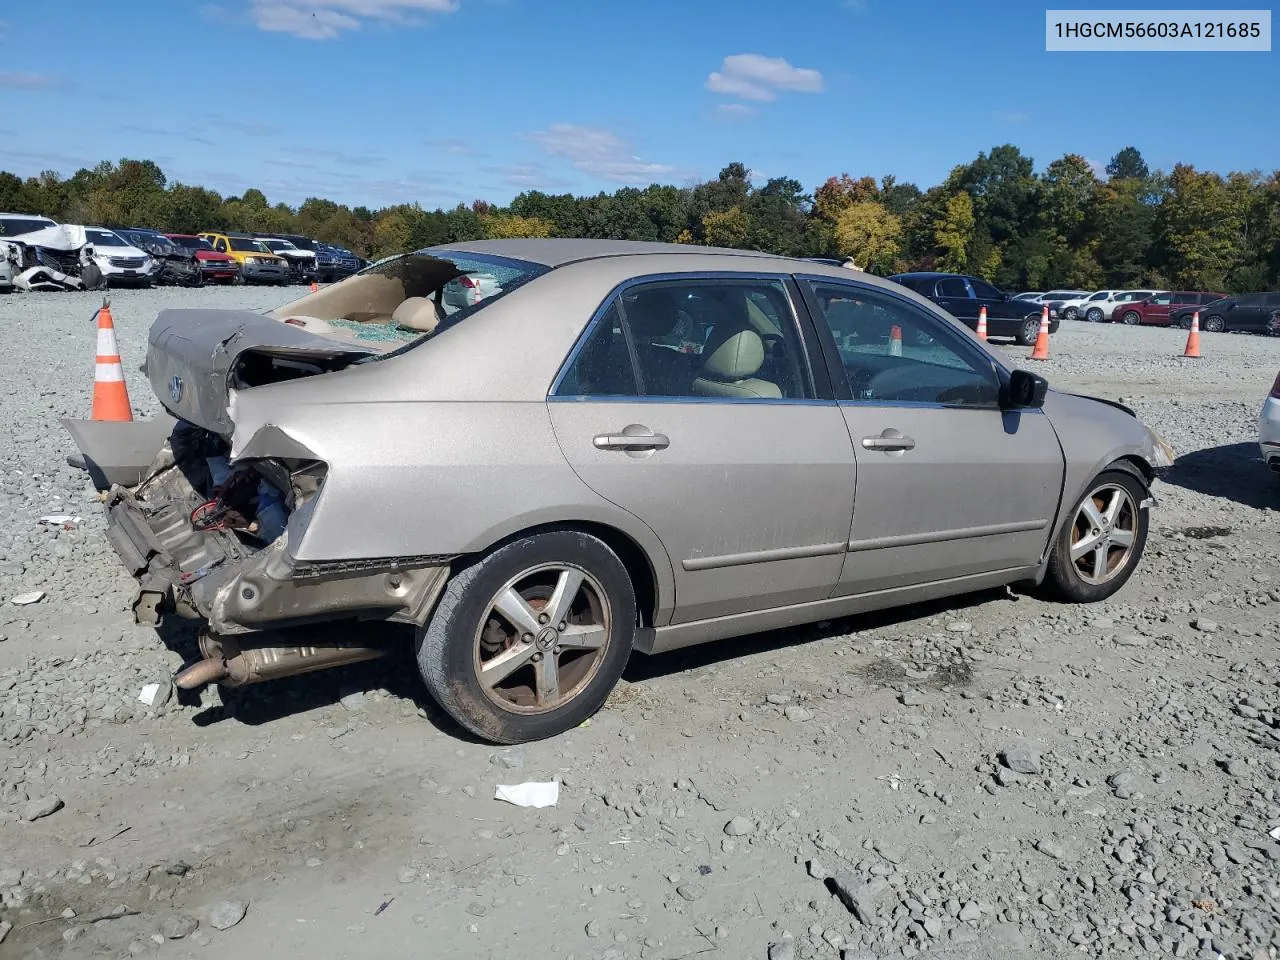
[473,563,611,714]
[1121,311,1140,325]
[1203,315,1225,333]
[1069,483,1139,585]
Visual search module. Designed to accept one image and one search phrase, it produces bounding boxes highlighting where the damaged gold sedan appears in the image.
[65,240,1172,743]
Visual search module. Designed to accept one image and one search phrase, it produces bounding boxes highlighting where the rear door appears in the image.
[933,276,977,326]
[797,277,1063,594]
[548,274,857,625]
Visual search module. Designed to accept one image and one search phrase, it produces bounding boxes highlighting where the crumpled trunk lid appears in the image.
[146,309,377,436]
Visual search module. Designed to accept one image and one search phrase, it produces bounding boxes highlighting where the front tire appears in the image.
[1203,315,1225,333]
[1016,317,1040,346]
[1063,307,1079,321]
[417,530,637,743]
[1044,469,1149,603]
[1085,307,1104,323]
[1120,310,1141,326]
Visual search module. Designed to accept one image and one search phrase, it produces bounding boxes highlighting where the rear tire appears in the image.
[1063,307,1079,321]
[1178,314,1193,330]
[1120,310,1141,326]
[417,530,637,743]
[1044,469,1149,603]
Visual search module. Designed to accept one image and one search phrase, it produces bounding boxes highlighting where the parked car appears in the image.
[1051,290,1128,322]
[314,241,364,283]
[1039,290,1089,314]
[167,234,240,283]
[114,228,203,287]
[198,232,288,284]
[1083,290,1162,323]
[0,212,57,237]
[887,272,1057,345]
[1172,293,1280,333]
[1012,291,1046,302]
[252,235,317,284]
[0,238,18,292]
[1259,370,1280,476]
[442,271,502,310]
[66,240,1173,743]
[1114,291,1226,327]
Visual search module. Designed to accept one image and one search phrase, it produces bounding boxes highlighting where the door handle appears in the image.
[594,432,670,451]
[861,428,916,452]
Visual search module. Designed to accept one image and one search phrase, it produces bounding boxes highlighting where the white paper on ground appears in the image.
[9,591,45,606]
[494,781,559,808]
[38,515,82,526]
[138,683,161,706]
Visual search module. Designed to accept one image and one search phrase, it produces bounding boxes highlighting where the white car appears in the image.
[81,228,156,286]
[256,237,316,283]
[1012,291,1045,302]
[1052,290,1126,321]
[1260,371,1280,475]
[442,271,501,312]
[1083,290,1164,324]
[0,212,57,238]
[3,223,154,289]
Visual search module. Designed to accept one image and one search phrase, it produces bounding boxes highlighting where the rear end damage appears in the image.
[72,308,457,692]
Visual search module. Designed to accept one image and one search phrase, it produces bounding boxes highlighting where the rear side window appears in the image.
[1173,293,1195,304]
[936,278,969,298]
[969,278,1001,299]
[553,303,637,396]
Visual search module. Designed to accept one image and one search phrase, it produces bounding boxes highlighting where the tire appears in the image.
[1016,316,1040,346]
[1177,314,1193,330]
[1044,468,1149,603]
[1063,307,1079,321]
[232,271,245,286]
[1085,307,1104,323]
[1203,315,1225,333]
[417,529,637,743]
[1120,310,1141,326]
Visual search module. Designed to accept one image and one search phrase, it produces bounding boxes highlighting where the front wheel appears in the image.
[417,530,637,743]
[1120,310,1141,326]
[1017,317,1040,346]
[1085,307,1104,323]
[1178,314,1194,330]
[1063,307,1079,321]
[1044,469,1149,602]
[1203,315,1225,333]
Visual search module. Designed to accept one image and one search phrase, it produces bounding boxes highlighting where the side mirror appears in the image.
[1004,369,1048,409]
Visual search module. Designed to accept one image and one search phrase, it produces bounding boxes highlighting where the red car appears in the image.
[1114,291,1227,326]
[166,234,240,284]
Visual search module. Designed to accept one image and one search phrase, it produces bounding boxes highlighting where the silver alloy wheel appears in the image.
[1021,317,1039,344]
[1086,307,1103,323]
[1121,311,1140,325]
[473,563,611,714]
[1064,307,1078,321]
[1203,315,1225,333]
[1069,483,1139,585]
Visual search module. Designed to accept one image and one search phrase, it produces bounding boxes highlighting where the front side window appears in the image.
[1088,292,1109,302]
[969,278,1001,299]
[805,282,1000,407]
[936,277,970,298]
[555,278,812,401]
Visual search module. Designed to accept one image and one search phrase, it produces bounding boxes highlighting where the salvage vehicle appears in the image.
[198,232,289,285]
[64,240,1174,744]
[314,241,365,282]
[253,235,317,284]
[886,271,1057,345]
[1260,369,1280,476]
[0,212,58,237]
[167,234,240,283]
[5,224,152,290]
[115,229,204,287]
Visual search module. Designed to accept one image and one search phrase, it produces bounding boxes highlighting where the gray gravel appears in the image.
[1,294,1279,959]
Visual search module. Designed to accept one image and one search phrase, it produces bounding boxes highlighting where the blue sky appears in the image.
[0,1,1275,210]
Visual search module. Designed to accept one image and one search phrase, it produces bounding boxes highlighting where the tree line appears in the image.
[2,145,1277,293]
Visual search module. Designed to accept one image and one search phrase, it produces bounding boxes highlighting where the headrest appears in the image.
[392,296,443,333]
[700,329,765,381]
[624,288,681,338]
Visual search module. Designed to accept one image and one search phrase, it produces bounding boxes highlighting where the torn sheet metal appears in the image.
[15,265,86,292]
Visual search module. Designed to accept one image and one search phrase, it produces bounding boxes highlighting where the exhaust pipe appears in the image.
[174,629,388,690]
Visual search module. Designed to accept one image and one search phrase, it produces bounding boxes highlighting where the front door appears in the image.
[548,276,857,625]
[932,276,977,327]
[1145,293,1176,325]
[798,278,1064,595]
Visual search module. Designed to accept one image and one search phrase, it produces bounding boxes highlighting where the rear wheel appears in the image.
[1063,306,1079,321]
[1120,310,1141,326]
[1044,469,1148,602]
[1203,315,1225,333]
[417,530,636,743]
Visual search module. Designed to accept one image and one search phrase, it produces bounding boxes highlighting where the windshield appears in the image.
[86,229,129,247]
[230,238,269,253]
[169,235,215,252]
[0,217,55,236]
[260,240,295,252]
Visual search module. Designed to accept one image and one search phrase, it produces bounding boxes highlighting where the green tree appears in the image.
[833,201,901,273]
[701,206,749,248]
[1106,146,1149,181]
[934,192,975,273]
[1156,163,1241,289]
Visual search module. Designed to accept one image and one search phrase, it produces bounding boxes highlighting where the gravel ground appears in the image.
[1,288,1278,960]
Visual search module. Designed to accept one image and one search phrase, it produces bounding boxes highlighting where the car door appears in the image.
[933,276,977,326]
[797,277,1063,595]
[968,276,1019,320]
[1147,293,1177,324]
[547,275,857,625]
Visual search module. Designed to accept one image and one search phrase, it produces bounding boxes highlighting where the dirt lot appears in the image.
[1,287,1278,960]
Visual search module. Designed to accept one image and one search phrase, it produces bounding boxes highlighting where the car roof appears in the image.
[886,271,970,280]
[430,238,780,269]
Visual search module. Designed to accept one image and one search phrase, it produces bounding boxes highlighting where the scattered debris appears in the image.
[208,900,248,931]
[494,781,559,808]
[9,591,45,606]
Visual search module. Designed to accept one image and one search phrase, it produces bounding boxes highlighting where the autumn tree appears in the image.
[834,201,901,273]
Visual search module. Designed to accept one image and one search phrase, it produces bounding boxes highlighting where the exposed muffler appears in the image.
[174,628,388,689]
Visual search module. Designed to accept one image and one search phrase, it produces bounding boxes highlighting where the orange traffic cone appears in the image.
[1029,306,1051,360]
[888,324,903,357]
[309,281,319,293]
[91,301,133,421]
[976,306,988,341]
[1182,312,1201,358]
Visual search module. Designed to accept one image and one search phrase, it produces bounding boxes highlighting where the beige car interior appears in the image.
[691,328,780,398]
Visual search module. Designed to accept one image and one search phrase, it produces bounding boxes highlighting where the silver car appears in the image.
[65,240,1175,743]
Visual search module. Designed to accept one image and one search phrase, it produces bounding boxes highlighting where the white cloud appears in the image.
[524,123,682,185]
[0,72,62,90]
[715,103,755,121]
[247,0,458,39]
[427,137,481,157]
[706,54,824,102]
